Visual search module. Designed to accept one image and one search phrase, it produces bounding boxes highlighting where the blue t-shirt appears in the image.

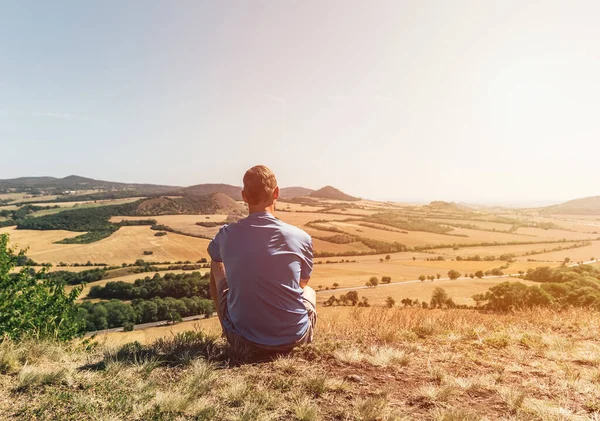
[207,211,314,346]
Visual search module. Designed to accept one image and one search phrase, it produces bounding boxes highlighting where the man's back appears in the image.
[208,211,313,346]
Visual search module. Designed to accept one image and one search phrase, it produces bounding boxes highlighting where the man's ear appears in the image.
[273,186,280,200]
[241,189,249,204]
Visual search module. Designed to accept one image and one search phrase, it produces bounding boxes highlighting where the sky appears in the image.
[1,1,599,204]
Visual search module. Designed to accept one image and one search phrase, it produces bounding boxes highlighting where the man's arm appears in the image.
[209,260,227,321]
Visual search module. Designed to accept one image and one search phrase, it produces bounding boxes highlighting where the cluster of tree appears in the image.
[88,272,210,300]
[414,238,580,253]
[78,296,215,331]
[366,276,379,287]
[57,261,108,267]
[154,231,167,236]
[455,253,515,262]
[524,242,591,257]
[419,274,440,282]
[426,256,446,261]
[430,287,456,308]
[323,291,370,307]
[195,221,222,227]
[474,266,600,310]
[315,258,357,264]
[357,222,407,234]
[47,268,107,285]
[313,234,356,244]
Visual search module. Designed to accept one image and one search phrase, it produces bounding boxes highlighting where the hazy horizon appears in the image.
[2,1,600,203]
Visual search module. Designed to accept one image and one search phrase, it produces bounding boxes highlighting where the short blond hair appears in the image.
[243,165,278,205]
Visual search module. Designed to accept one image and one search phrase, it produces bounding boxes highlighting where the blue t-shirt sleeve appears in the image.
[300,237,314,279]
[208,225,228,262]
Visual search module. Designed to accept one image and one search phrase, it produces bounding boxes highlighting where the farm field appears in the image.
[428,241,584,259]
[307,256,550,290]
[337,276,540,306]
[512,226,599,241]
[2,225,210,265]
[111,214,227,237]
[515,240,600,263]
[425,217,514,231]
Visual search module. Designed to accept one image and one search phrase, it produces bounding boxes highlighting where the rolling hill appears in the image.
[181,184,242,200]
[542,195,600,215]
[426,201,471,213]
[310,186,360,201]
[136,192,245,215]
[0,175,179,194]
[279,186,314,198]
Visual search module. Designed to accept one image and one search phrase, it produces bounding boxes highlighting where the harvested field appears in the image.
[307,257,550,289]
[513,227,599,241]
[516,240,600,263]
[275,212,358,227]
[111,214,227,237]
[2,226,210,265]
[428,241,583,258]
[426,218,513,232]
[339,276,540,306]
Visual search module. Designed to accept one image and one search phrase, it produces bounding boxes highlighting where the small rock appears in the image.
[346,374,363,383]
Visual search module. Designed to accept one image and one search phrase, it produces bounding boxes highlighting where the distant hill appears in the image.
[425,201,471,213]
[182,184,242,200]
[136,193,246,216]
[0,175,179,195]
[279,187,314,198]
[310,186,360,201]
[542,196,600,215]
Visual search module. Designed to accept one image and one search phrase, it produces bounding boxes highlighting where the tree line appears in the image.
[78,296,214,331]
[88,272,210,300]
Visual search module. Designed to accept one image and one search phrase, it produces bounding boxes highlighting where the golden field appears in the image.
[1,225,210,265]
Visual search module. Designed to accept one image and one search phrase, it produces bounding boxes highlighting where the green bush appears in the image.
[0,234,84,341]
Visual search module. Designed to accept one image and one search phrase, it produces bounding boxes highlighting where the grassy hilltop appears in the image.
[1,306,599,420]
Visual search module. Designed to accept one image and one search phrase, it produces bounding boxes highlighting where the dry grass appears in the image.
[1,306,600,419]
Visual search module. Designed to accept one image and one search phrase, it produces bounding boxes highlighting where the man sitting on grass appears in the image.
[208,165,316,359]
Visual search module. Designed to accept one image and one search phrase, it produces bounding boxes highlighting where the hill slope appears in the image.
[279,186,314,198]
[2,306,597,419]
[136,192,245,215]
[426,201,471,213]
[310,186,360,201]
[543,195,600,215]
[182,184,242,200]
[0,175,179,194]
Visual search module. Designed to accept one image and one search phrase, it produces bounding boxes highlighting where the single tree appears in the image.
[430,287,449,309]
[447,270,461,280]
[385,296,396,308]
[333,282,339,289]
[436,273,441,280]
[385,255,391,261]
[475,270,484,279]
[419,275,426,282]
[369,276,379,287]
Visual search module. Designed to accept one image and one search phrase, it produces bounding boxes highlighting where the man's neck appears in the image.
[248,204,275,215]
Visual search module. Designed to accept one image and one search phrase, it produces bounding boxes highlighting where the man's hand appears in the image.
[300,277,310,288]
